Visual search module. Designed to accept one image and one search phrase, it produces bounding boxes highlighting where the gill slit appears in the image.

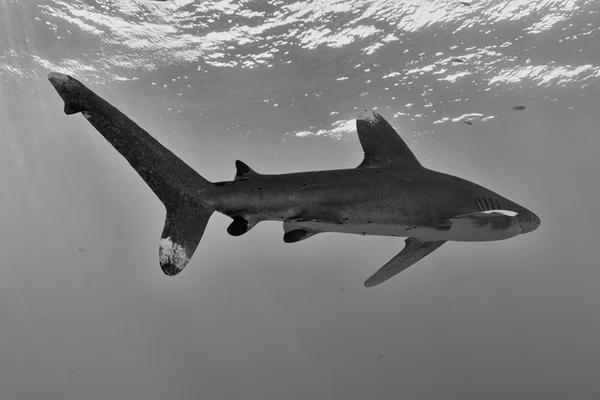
[475,197,484,211]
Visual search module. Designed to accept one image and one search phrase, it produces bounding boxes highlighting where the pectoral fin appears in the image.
[364,238,446,288]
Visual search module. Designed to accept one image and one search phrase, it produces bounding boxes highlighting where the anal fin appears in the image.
[226,215,261,237]
[227,216,249,236]
[364,238,446,288]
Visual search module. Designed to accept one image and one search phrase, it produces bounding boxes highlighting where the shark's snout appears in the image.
[532,212,541,230]
[519,211,541,234]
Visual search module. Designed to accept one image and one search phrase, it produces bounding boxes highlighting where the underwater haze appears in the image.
[2,0,600,399]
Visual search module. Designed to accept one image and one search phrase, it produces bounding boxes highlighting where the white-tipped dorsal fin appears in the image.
[234,160,259,181]
[355,110,423,169]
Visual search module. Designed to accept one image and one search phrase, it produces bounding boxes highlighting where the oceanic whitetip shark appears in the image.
[47,72,540,287]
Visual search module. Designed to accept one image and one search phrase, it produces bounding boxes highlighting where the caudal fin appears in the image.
[48,72,214,276]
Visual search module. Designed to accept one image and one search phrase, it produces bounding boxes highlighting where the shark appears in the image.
[47,72,540,287]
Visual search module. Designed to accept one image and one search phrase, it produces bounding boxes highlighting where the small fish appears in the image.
[458,1,472,5]
[463,120,473,125]
[451,58,465,63]
[512,105,526,111]
[47,73,541,288]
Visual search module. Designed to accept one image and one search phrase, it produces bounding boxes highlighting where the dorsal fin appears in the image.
[234,160,259,181]
[355,110,423,169]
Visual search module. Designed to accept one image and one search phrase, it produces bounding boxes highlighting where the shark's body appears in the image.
[47,72,540,287]
[215,166,526,242]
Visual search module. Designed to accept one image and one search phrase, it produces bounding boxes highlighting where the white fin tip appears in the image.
[159,237,189,272]
[48,72,70,83]
[356,109,379,123]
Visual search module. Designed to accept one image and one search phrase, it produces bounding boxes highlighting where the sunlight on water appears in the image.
[1,0,595,137]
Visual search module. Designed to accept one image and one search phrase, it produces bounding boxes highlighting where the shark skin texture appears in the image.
[47,72,541,287]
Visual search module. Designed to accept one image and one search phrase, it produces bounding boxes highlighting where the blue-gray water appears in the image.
[1,1,599,399]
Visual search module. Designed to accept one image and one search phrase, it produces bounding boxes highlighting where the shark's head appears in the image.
[468,191,540,237]
[516,206,541,234]
[489,198,541,235]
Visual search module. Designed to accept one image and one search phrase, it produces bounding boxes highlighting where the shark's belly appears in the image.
[292,218,522,242]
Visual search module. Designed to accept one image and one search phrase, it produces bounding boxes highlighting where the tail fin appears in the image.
[48,72,214,276]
